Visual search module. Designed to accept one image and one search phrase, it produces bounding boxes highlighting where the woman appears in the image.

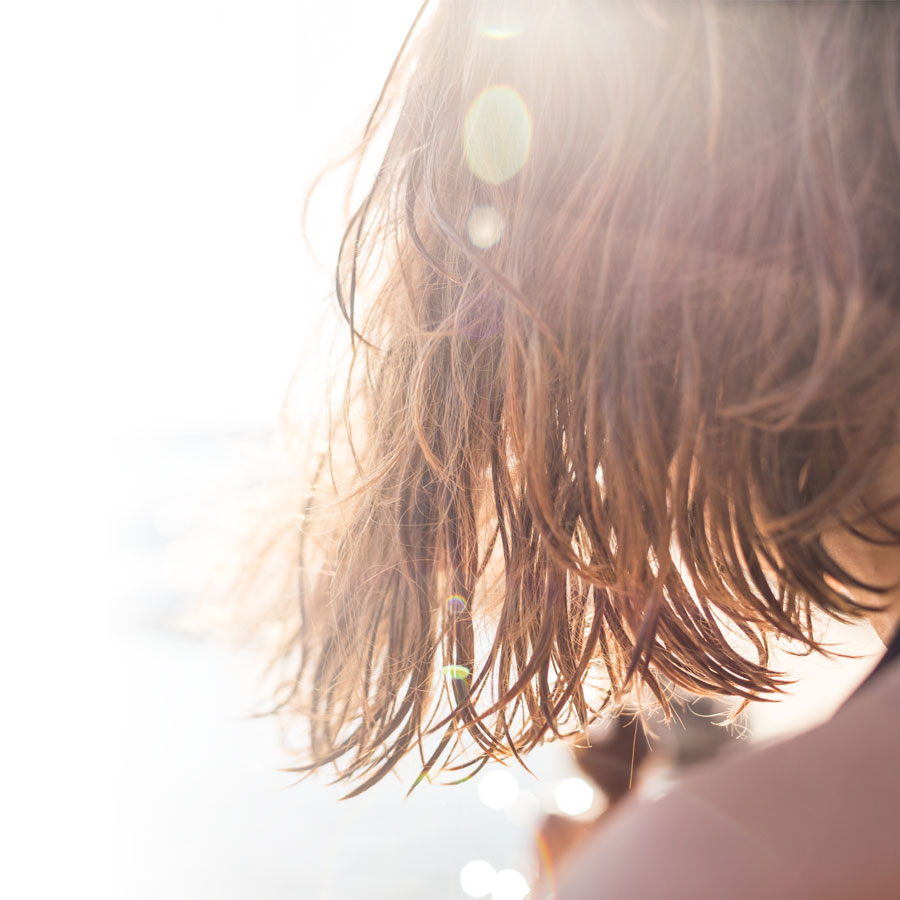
[252,1,900,894]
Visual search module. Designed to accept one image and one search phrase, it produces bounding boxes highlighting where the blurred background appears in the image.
[1,2,885,898]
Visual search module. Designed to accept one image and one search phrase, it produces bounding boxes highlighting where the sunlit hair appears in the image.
[252,0,900,795]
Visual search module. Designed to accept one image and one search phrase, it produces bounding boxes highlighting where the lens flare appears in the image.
[533,828,557,898]
[467,205,504,249]
[458,290,502,340]
[464,86,532,185]
[475,2,528,40]
[460,860,497,898]
[443,664,471,680]
[447,594,468,613]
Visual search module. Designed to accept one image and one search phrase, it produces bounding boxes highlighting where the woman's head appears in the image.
[268,0,900,794]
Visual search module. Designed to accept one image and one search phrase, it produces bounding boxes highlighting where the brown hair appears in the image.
[252,0,900,796]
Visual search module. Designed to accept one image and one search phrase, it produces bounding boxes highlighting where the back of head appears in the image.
[262,0,900,795]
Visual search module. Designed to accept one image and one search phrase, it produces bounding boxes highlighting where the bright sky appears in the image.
[3,0,422,435]
[1,4,423,897]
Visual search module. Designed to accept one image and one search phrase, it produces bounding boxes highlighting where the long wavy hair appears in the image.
[247,0,900,796]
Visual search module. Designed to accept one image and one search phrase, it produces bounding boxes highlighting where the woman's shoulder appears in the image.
[557,664,900,900]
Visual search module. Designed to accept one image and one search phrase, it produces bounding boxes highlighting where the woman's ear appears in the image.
[822,445,900,643]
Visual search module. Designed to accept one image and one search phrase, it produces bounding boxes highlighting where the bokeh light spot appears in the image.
[461,859,497,898]
[492,868,530,900]
[467,205,504,249]
[443,664,471,680]
[555,777,595,816]
[464,86,532,185]
[478,769,519,810]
